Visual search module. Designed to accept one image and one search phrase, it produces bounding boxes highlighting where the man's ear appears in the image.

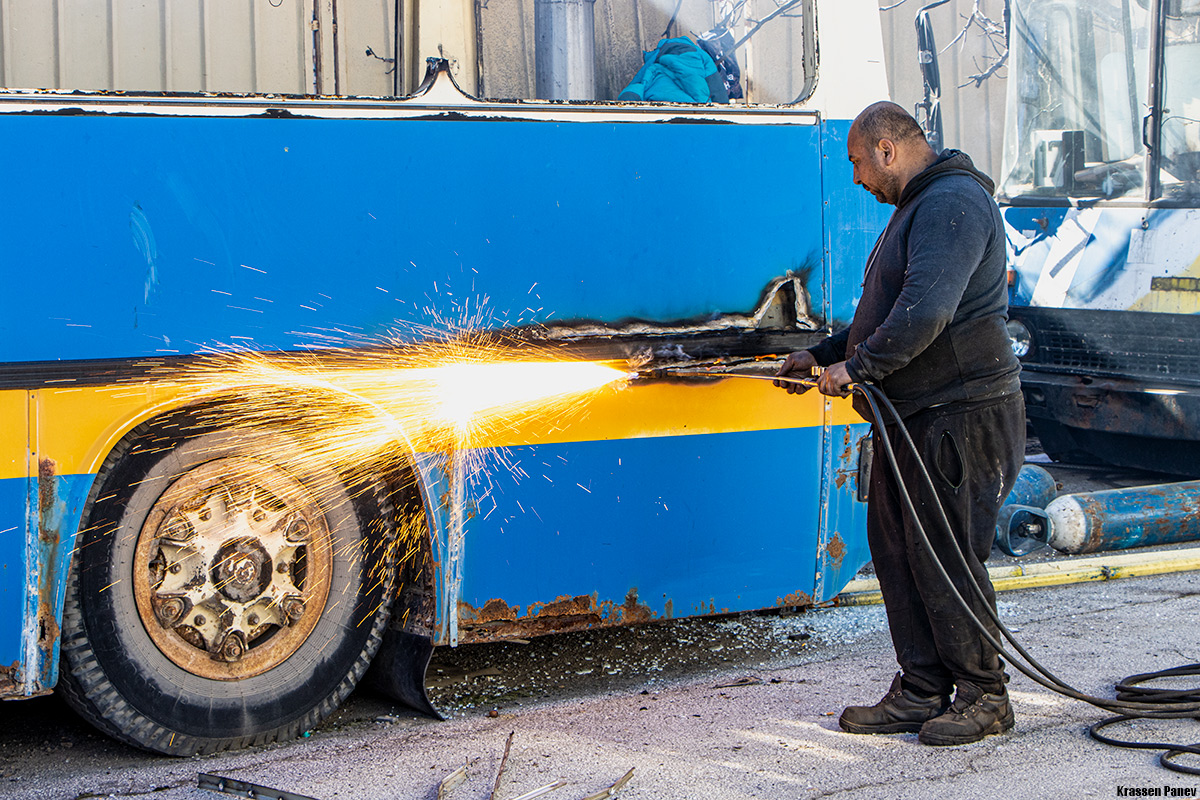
[877,137,896,167]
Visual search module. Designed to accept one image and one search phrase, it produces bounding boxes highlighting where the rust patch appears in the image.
[38,601,60,647]
[776,591,814,609]
[825,532,846,569]
[619,588,653,624]
[457,598,522,625]
[479,598,519,622]
[528,594,596,618]
[37,458,59,543]
[834,472,848,489]
[458,588,663,643]
[839,427,854,463]
[0,660,20,695]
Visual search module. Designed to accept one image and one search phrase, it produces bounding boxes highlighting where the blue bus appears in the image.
[0,0,889,754]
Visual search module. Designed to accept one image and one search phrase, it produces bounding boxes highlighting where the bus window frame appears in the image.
[471,0,817,108]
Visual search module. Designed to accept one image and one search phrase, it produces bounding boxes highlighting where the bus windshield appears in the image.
[1000,0,1151,201]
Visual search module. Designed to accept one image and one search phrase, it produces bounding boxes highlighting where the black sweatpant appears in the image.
[867,392,1025,698]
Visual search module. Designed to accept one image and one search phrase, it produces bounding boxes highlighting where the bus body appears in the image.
[0,0,890,753]
[998,0,1200,474]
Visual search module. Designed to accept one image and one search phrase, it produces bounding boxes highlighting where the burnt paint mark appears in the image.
[825,532,847,570]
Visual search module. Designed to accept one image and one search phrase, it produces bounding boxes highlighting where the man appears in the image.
[775,101,1024,746]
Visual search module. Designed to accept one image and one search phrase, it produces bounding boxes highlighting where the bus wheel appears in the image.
[57,421,395,755]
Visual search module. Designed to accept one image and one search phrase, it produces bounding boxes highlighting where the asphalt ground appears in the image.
[3,562,1198,800]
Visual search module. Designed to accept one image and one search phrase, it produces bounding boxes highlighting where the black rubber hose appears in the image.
[849,381,1200,773]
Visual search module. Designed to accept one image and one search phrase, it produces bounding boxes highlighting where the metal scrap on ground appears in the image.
[197,772,320,800]
[438,763,469,799]
[714,676,764,688]
[581,768,636,800]
[509,781,569,800]
[490,730,516,800]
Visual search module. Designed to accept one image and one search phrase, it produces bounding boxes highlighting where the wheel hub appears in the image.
[213,538,272,603]
[134,457,334,680]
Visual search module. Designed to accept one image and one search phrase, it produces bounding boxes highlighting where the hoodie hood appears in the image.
[897,148,994,209]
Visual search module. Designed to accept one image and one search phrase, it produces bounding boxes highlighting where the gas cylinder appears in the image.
[1046,481,1200,554]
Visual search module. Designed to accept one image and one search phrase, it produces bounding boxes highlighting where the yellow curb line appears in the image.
[834,546,1200,606]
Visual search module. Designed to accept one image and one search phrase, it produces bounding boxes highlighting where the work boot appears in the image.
[918,685,1014,746]
[838,674,951,735]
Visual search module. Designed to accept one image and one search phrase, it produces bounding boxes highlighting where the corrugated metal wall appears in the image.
[0,0,395,97]
[878,0,1007,180]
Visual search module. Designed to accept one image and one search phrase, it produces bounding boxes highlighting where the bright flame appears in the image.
[392,360,628,431]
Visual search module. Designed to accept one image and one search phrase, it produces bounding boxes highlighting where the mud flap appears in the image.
[364,626,442,719]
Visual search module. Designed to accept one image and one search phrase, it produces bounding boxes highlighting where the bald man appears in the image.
[775,102,1024,746]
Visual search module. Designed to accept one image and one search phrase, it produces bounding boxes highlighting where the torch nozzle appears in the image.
[625,364,827,387]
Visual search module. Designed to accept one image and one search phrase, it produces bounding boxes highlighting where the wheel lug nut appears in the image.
[156,597,186,628]
[281,597,305,624]
[217,632,246,662]
[247,614,259,626]
[194,615,206,626]
[169,563,181,574]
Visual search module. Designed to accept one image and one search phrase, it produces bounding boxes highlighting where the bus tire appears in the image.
[57,419,395,756]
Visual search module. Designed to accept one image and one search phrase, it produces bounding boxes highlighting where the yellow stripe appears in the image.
[28,384,194,479]
[1,391,27,482]
[464,377,844,448]
[3,377,863,480]
[835,547,1200,605]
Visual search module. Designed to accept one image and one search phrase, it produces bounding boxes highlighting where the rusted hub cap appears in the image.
[212,537,273,603]
[134,457,333,680]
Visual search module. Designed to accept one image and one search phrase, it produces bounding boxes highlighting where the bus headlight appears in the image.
[1007,319,1034,359]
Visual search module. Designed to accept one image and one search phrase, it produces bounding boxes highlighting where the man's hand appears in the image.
[818,361,854,397]
[774,350,818,395]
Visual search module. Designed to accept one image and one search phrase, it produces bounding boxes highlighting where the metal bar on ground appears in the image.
[197,773,321,800]
[580,768,635,800]
[510,780,569,800]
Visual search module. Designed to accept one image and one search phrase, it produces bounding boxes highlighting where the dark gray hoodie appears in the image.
[808,149,1021,419]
